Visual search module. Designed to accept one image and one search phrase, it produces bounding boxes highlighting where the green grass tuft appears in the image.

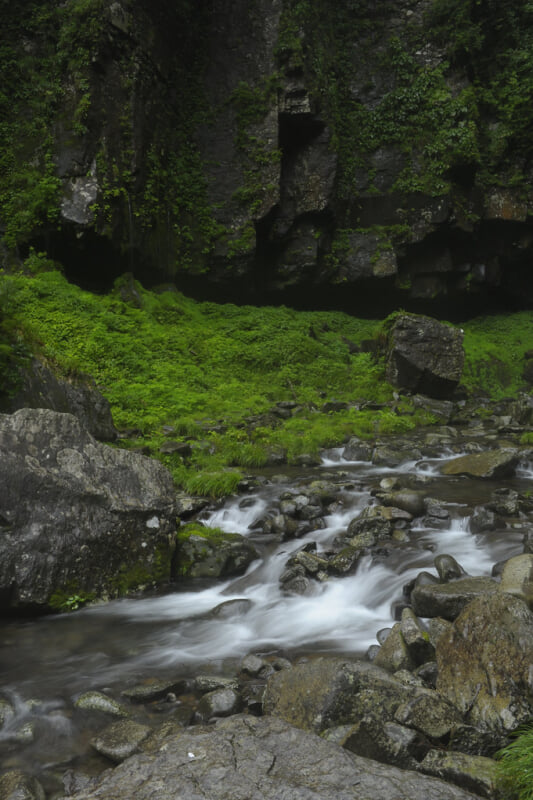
[496,726,533,800]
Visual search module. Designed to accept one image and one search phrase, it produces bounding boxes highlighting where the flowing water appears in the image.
[0,437,530,781]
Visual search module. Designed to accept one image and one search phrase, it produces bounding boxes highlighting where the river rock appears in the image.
[339,718,426,770]
[263,657,423,734]
[74,692,129,718]
[0,770,45,800]
[61,714,484,800]
[436,593,533,738]
[197,688,241,721]
[174,528,259,579]
[394,690,463,741]
[498,554,533,606]
[384,314,464,399]
[417,750,498,799]
[411,576,499,620]
[441,449,519,479]
[0,409,177,612]
[91,719,152,763]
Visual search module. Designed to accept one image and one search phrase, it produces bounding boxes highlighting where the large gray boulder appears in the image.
[436,593,533,738]
[441,450,519,479]
[0,409,177,612]
[384,314,464,399]
[61,714,484,800]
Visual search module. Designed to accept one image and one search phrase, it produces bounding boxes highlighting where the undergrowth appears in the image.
[496,726,533,800]
[3,267,531,496]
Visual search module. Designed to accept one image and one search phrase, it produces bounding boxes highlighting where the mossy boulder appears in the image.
[175,524,259,579]
[441,450,519,479]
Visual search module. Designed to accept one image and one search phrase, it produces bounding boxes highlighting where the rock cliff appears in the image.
[2,0,533,313]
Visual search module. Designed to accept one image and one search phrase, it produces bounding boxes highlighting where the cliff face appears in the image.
[2,0,533,313]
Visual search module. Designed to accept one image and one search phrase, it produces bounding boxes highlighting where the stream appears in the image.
[0,429,530,786]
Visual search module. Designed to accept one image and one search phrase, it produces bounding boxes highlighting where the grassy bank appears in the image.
[1,263,532,495]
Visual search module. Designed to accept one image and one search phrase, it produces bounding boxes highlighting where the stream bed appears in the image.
[0,427,531,786]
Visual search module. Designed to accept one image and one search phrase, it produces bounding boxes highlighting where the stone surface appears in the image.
[61,714,484,800]
[0,358,116,441]
[436,593,533,737]
[411,577,499,620]
[0,409,176,612]
[384,315,464,399]
[0,770,45,800]
[263,657,421,733]
[91,719,152,763]
[441,450,519,479]
[418,750,498,799]
[175,530,259,580]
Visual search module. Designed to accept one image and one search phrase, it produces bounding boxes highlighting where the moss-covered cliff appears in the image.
[1,0,533,313]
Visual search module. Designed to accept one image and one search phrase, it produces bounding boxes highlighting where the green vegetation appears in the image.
[496,726,533,800]
[1,267,436,495]
[461,312,533,399]
[3,266,531,498]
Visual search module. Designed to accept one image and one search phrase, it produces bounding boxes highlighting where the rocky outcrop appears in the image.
[0,408,177,613]
[175,525,260,579]
[0,358,117,441]
[60,714,484,800]
[4,1,533,312]
[384,314,464,399]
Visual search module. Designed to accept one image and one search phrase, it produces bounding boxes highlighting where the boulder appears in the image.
[384,314,464,399]
[0,358,116,441]
[441,450,519,479]
[498,554,533,606]
[418,750,498,799]
[91,719,152,763]
[436,593,533,737]
[175,526,259,579]
[411,577,498,620]
[62,714,484,800]
[0,409,177,613]
[0,770,45,800]
[263,657,422,734]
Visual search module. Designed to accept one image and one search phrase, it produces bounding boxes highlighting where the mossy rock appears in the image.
[174,523,260,579]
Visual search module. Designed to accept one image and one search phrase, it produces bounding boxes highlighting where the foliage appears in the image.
[461,312,533,399]
[496,725,533,800]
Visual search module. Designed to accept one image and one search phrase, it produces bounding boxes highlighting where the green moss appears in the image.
[48,587,96,613]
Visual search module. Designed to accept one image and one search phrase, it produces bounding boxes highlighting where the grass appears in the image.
[2,265,532,496]
[497,726,533,800]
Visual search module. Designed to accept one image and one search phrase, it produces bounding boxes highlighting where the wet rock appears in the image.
[441,449,519,479]
[74,692,129,718]
[399,608,435,666]
[194,676,239,695]
[469,507,496,533]
[175,528,259,579]
[434,554,467,582]
[91,719,152,763]
[498,554,533,606]
[175,492,209,519]
[197,688,241,721]
[240,654,267,677]
[374,624,415,673]
[394,691,463,741]
[279,564,312,596]
[208,598,254,619]
[427,617,453,648]
[0,770,45,800]
[345,509,393,548]
[384,314,464,400]
[341,717,426,770]
[380,490,426,517]
[121,679,192,704]
[412,395,455,424]
[342,438,374,461]
[328,545,361,575]
[436,593,533,737]
[0,409,177,612]
[488,487,520,516]
[0,697,15,729]
[418,749,498,799]
[264,657,422,734]
[414,661,438,689]
[373,442,423,467]
[411,576,499,620]
[61,714,484,800]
